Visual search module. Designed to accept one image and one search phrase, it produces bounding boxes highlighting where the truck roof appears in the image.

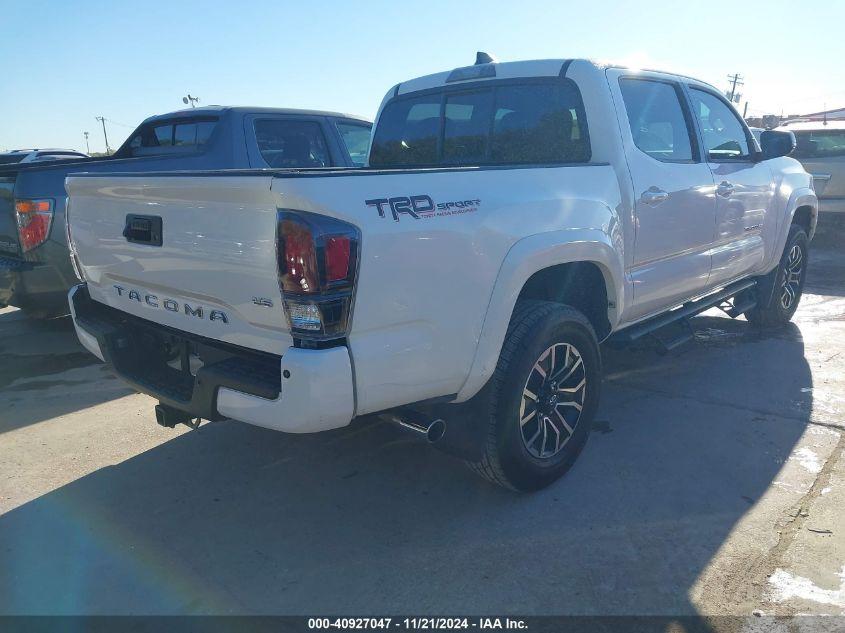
[394,57,719,97]
[138,106,371,126]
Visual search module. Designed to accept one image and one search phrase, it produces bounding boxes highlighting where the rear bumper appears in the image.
[0,254,73,312]
[69,284,355,433]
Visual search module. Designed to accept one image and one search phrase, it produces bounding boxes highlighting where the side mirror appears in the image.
[759,130,796,160]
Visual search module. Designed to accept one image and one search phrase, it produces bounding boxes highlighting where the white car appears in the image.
[65,57,817,491]
[0,148,89,165]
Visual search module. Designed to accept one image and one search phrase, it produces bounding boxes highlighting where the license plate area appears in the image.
[72,287,282,419]
[164,338,205,377]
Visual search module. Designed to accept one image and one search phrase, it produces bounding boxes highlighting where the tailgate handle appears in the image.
[123,214,162,246]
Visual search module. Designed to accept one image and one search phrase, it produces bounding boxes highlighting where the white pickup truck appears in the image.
[66,57,817,491]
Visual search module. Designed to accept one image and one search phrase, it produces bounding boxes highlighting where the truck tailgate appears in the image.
[65,175,292,355]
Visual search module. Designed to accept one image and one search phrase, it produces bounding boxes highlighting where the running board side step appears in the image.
[610,279,757,345]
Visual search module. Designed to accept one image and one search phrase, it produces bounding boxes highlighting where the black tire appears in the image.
[467,300,601,492]
[745,224,809,328]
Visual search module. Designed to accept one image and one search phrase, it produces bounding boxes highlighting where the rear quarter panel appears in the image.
[271,165,622,414]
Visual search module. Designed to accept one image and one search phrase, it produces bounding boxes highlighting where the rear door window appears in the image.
[335,122,372,166]
[793,130,845,158]
[370,80,590,168]
[619,78,695,162]
[253,119,330,168]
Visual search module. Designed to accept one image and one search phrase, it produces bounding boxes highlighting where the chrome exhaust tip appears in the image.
[382,410,447,444]
[426,418,447,443]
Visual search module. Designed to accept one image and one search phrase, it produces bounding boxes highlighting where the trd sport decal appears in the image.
[365,196,481,221]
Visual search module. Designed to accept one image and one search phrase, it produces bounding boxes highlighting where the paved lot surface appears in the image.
[0,219,843,621]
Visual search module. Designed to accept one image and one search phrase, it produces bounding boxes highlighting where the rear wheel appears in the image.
[467,301,601,491]
[745,224,808,328]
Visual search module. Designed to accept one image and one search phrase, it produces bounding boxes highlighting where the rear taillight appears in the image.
[277,210,360,342]
[15,198,54,252]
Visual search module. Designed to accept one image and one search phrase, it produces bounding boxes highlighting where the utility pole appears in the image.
[95,116,111,155]
[743,102,749,118]
[83,131,90,154]
[726,73,744,104]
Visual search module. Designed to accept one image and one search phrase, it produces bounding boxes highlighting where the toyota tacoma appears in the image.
[65,57,817,490]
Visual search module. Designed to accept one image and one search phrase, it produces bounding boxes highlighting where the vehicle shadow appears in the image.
[0,314,813,616]
[0,309,134,434]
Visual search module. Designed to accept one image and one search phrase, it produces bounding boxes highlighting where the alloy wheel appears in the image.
[519,342,587,459]
[780,244,803,310]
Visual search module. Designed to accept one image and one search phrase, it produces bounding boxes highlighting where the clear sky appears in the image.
[2,0,843,153]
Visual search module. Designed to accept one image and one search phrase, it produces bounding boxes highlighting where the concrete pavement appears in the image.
[0,221,843,622]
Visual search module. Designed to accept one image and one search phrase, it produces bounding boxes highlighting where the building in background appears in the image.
[749,106,845,130]
[800,106,845,121]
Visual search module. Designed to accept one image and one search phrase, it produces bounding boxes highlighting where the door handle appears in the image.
[716,181,735,198]
[640,187,669,206]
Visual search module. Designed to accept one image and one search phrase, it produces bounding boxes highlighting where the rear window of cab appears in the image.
[369,79,590,168]
[123,117,218,157]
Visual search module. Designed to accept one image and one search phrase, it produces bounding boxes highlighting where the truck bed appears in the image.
[66,163,620,415]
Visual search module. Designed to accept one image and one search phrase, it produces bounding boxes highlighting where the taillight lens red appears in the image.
[15,198,54,252]
[325,236,351,282]
[279,218,321,294]
[277,211,359,340]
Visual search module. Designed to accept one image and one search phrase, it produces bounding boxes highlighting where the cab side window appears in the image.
[619,78,695,162]
[688,88,751,161]
[335,122,372,166]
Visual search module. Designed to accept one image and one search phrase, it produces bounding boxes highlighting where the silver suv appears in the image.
[778,121,845,213]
